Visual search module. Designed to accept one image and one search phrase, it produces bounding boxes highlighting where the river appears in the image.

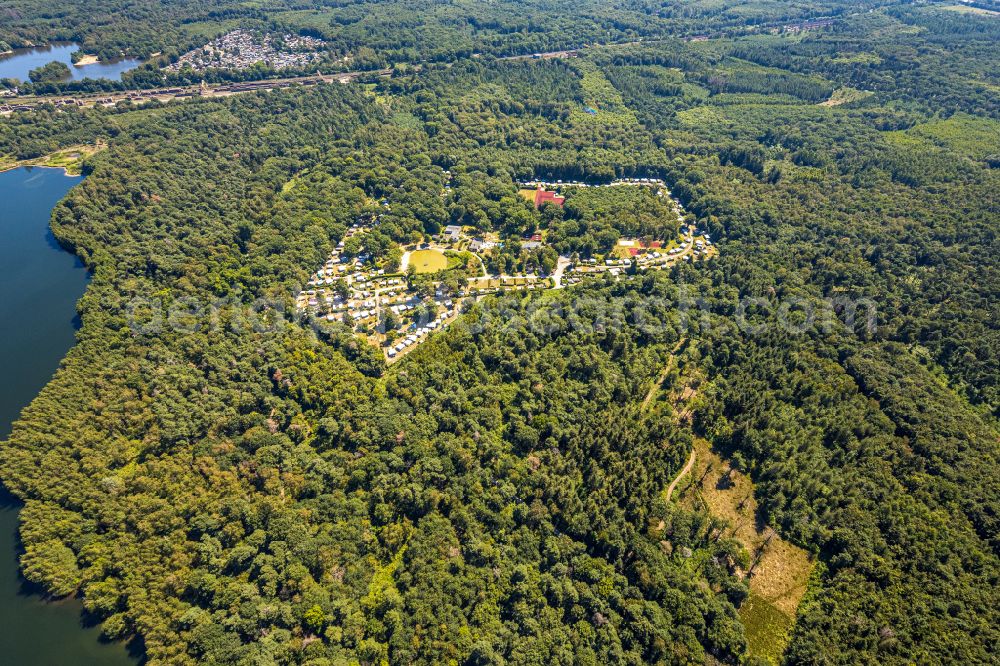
[0,167,137,664]
[0,42,141,83]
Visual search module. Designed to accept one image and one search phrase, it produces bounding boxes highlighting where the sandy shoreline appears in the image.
[0,144,103,176]
[73,54,100,66]
[0,164,78,177]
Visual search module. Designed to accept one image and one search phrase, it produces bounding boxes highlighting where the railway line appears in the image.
[0,50,579,114]
[0,8,849,115]
[0,68,393,113]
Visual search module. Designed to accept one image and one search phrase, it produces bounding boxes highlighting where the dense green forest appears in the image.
[26,60,71,83]
[0,0,902,62]
[1,2,998,665]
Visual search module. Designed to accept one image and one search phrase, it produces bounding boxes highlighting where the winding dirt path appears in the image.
[665,446,697,502]
[640,337,687,411]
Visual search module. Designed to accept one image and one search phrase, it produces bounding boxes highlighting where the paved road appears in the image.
[551,256,572,288]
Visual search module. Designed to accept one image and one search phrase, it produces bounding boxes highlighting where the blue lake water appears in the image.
[0,42,141,83]
[0,167,137,664]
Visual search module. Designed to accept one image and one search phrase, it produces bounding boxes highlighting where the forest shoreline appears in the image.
[0,166,135,665]
[0,163,77,176]
[0,143,103,176]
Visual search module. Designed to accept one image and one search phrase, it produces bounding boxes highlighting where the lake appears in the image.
[0,42,141,83]
[0,167,137,665]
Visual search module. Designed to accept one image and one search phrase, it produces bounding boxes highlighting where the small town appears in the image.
[166,30,327,72]
[297,177,716,362]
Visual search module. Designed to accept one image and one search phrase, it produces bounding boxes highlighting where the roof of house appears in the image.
[534,188,565,208]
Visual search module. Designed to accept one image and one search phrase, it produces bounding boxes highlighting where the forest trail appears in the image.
[665,446,696,502]
[641,337,687,411]
[681,437,814,663]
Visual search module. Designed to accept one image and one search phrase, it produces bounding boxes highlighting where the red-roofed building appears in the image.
[533,187,565,209]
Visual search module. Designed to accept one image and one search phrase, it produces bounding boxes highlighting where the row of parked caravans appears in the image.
[386,310,454,358]
[522,177,666,188]
[387,297,451,315]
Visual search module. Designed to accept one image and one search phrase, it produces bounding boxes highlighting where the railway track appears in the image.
[0,49,580,114]
[1,68,394,113]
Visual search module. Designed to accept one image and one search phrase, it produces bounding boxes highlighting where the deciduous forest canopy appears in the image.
[0,1,998,665]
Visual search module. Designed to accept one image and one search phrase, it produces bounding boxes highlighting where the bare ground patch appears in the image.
[0,142,105,175]
[678,437,814,662]
[819,87,873,107]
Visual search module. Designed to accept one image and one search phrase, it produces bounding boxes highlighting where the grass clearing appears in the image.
[740,592,794,664]
[903,113,1000,160]
[819,87,873,107]
[570,59,637,125]
[941,4,1000,15]
[678,437,814,663]
[389,111,422,130]
[409,249,448,274]
[181,19,246,40]
[830,52,883,65]
[0,143,105,175]
[609,245,634,260]
[272,8,338,31]
[518,188,537,203]
[676,105,729,130]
